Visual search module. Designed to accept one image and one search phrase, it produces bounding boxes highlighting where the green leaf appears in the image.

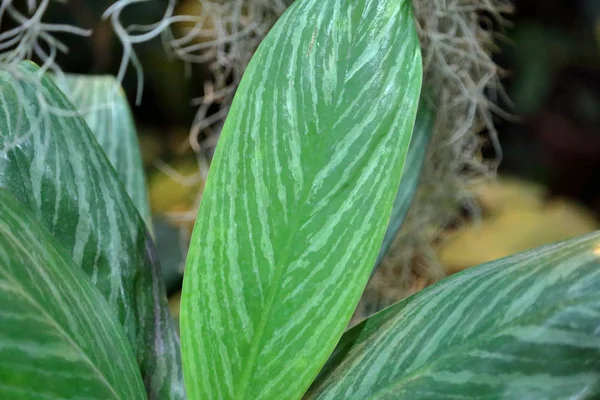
[372,94,435,274]
[0,189,146,400]
[0,62,185,400]
[180,0,422,399]
[307,231,600,399]
[56,74,153,233]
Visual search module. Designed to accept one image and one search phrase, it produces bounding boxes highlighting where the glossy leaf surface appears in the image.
[0,189,146,400]
[58,74,153,232]
[0,62,185,400]
[308,231,600,399]
[180,0,422,399]
[372,94,435,274]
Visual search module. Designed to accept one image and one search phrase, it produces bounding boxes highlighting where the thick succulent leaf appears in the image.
[0,189,146,400]
[372,94,435,275]
[307,231,600,399]
[0,62,185,400]
[180,0,422,399]
[57,74,153,232]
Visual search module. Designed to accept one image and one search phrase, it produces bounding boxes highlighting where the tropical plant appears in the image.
[0,1,598,400]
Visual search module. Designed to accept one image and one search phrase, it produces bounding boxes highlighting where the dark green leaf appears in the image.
[307,231,600,399]
[0,188,146,400]
[0,62,185,400]
[180,0,423,399]
[57,74,153,232]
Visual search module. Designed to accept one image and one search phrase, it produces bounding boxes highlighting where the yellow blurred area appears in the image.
[147,159,204,233]
[169,291,182,333]
[437,177,599,274]
[173,1,215,44]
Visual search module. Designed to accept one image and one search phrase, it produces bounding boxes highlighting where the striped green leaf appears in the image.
[0,62,185,400]
[180,0,422,399]
[57,74,153,232]
[307,231,600,399]
[0,188,146,400]
[372,94,435,275]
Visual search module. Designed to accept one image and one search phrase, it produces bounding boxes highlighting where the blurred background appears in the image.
[438,0,600,274]
[2,0,599,316]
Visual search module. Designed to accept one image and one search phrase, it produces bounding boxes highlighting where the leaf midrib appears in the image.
[233,92,350,400]
[235,212,305,399]
[229,2,404,397]
[234,13,352,398]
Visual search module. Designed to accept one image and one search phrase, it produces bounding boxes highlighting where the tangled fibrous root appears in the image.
[169,0,294,151]
[0,0,91,75]
[0,0,170,104]
[0,0,164,129]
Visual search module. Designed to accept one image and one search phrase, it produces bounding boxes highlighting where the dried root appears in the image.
[170,0,293,152]
[0,0,91,75]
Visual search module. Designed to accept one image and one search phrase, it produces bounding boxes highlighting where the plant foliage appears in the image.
[0,1,597,400]
[0,189,146,400]
[0,62,184,399]
[309,232,600,399]
[180,0,422,398]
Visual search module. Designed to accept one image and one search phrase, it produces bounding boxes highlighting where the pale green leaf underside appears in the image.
[181,0,422,399]
[372,94,435,275]
[307,231,600,399]
[57,74,153,233]
[0,62,185,400]
[0,189,146,400]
